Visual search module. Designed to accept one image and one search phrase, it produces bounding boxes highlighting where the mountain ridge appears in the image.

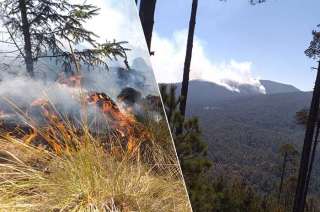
[260,79,301,94]
[160,79,303,110]
[160,79,320,193]
[162,79,301,94]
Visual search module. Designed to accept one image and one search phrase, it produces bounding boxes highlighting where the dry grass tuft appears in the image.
[0,114,190,211]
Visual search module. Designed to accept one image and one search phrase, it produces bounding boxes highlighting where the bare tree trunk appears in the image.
[177,0,198,135]
[279,152,288,202]
[19,0,34,77]
[139,0,157,54]
[302,121,320,206]
[168,86,176,123]
[293,61,320,212]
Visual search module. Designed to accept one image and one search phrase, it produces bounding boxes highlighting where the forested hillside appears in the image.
[164,80,320,195]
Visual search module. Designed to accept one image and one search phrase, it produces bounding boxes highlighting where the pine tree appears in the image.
[0,0,128,77]
[294,27,320,212]
[278,144,298,206]
[139,0,157,54]
[295,107,320,211]
[160,84,214,212]
[178,0,198,134]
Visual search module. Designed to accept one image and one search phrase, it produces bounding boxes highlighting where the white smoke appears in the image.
[0,0,159,97]
[0,0,159,102]
[0,0,165,129]
[150,30,266,94]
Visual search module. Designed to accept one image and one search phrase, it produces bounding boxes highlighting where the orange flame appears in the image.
[1,74,151,157]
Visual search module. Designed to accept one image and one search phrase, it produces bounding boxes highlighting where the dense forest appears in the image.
[137,0,320,211]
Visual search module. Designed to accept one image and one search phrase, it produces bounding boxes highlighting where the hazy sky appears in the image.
[150,0,320,91]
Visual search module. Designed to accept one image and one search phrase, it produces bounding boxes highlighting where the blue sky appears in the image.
[150,0,320,91]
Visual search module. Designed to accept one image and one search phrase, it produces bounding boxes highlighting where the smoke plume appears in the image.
[150,30,266,94]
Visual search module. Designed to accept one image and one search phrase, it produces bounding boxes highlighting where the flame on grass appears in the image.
[0,102,191,211]
[1,87,150,158]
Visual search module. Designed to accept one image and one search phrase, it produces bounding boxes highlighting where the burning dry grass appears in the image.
[0,100,190,211]
[0,125,190,211]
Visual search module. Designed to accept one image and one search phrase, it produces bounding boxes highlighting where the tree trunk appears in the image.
[293,61,320,212]
[177,0,198,135]
[139,0,157,54]
[168,86,176,123]
[302,121,320,205]
[19,0,34,77]
[278,152,287,202]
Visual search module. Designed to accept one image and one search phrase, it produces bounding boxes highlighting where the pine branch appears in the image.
[305,28,320,60]
[4,25,25,58]
[1,0,131,75]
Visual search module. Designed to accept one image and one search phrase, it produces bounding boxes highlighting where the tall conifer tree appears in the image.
[294,28,320,212]
[0,0,128,77]
[139,0,157,54]
[178,0,198,135]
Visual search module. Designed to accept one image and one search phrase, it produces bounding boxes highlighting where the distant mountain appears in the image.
[162,79,302,110]
[160,80,320,193]
[260,80,301,94]
[163,80,245,106]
